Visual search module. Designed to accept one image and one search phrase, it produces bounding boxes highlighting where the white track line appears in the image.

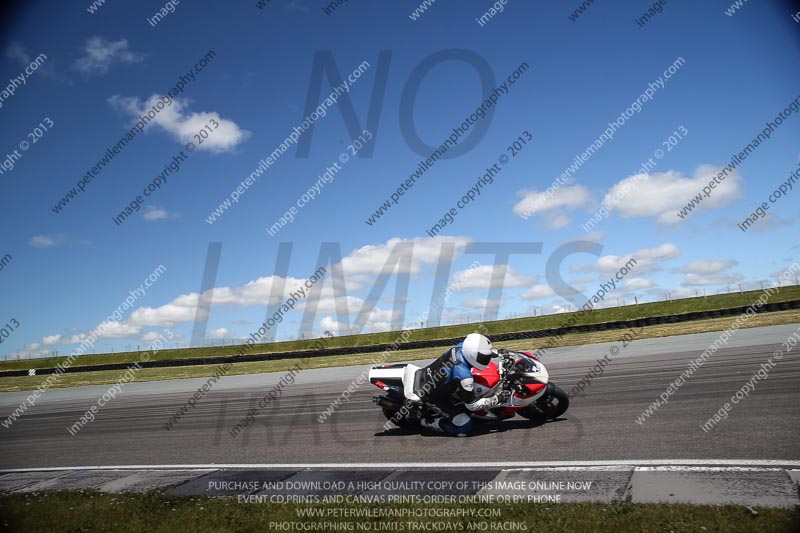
[2,459,800,473]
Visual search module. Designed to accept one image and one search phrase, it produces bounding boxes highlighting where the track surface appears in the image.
[1,325,798,469]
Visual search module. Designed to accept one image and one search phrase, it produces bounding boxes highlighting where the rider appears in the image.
[417,332,509,437]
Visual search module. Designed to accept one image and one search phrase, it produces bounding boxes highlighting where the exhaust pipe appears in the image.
[373,395,401,408]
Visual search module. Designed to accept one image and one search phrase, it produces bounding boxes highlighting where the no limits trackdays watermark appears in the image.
[67,329,173,435]
[266,130,373,237]
[205,60,370,225]
[425,130,532,237]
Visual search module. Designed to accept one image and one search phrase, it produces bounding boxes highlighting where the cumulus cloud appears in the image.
[297,295,365,314]
[341,236,471,276]
[143,207,177,221]
[356,308,403,332]
[42,334,63,345]
[607,165,743,224]
[74,37,143,74]
[207,328,232,339]
[109,95,250,153]
[7,43,65,82]
[620,278,655,291]
[95,321,142,339]
[683,272,744,286]
[598,243,680,274]
[141,331,164,343]
[512,184,591,229]
[677,259,738,275]
[320,316,347,333]
[461,298,502,309]
[451,264,532,291]
[521,284,556,301]
[29,235,55,248]
[34,236,476,343]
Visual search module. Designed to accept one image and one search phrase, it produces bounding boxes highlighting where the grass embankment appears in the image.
[0,492,797,532]
[2,286,799,374]
[0,308,797,393]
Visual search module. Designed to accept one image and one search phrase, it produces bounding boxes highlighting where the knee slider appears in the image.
[452,413,471,427]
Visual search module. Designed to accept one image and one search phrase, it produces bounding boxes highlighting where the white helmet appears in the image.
[461,333,493,369]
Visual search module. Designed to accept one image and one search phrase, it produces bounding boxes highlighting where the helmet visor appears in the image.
[476,351,492,367]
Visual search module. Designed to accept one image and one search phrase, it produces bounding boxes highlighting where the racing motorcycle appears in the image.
[369,348,569,429]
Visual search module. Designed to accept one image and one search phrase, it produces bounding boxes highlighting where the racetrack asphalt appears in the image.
[0,324,797,469]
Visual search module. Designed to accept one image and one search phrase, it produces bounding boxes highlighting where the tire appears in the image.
[381,407,417,429]
[519,385,570,423]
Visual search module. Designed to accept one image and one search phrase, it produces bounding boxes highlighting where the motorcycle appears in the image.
[369,348,569,429]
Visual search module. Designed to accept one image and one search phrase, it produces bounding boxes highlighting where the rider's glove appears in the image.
[466,390,510,411]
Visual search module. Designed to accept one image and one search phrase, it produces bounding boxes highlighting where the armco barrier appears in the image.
[1,299,798,378]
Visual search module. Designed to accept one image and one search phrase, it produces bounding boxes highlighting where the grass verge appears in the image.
[2,286,799,372]
[0,309,797,393]
[0,491,797,532]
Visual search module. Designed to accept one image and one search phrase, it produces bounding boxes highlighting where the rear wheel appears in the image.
[519,385,569,423]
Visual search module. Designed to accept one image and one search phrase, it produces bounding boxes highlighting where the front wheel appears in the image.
[518,385,569,423]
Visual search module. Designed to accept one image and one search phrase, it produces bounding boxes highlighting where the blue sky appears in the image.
[1,0,799,358]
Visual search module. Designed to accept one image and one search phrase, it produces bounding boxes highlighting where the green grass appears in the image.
[0,491,797,532]
[0,308,797,393]
[2,286,798,373]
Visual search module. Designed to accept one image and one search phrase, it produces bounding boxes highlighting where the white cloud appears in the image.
[621,278,654,291]
[512,184,591,228]
[549,214,572,229]
[67,333,89,345]
[74,37,143,75]
[679,259,738,275]
[341,236,471,277]
[109,95,250,153]
[141,331,163,343]
[451,264,532,291]
[297,295,365,314]
[521,284,556,301]
[658,286,701,300]
[128,295,208,328]
[320,316,347,333]
[461,298,502,309]
[607,165,743,224]
[683,272,744,286]
[29,235,55,248]
[7,43,66,83]
[598,243,680,274]
[359,308,403,332]
[208,328,232,339]
[42,334,63,345]
[38,236,473,342]
[570,264,597,274]
[745,212,793,233]
[143,207,177,221]
[24,342,40,351]
[570,276,598,285]
[582,230,605,242]
[209,276,309,308]
[95,321,142,339]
